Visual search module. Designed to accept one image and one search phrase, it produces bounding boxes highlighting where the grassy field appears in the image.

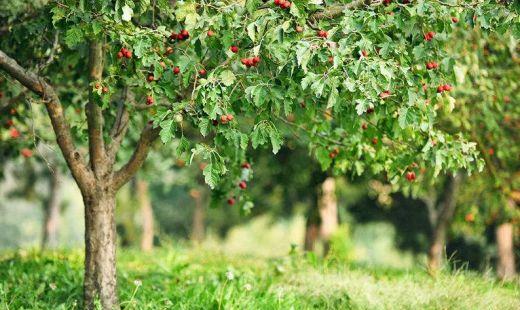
[0,247,518,310]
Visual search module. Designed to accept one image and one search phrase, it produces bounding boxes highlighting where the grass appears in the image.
[0,247,518,309]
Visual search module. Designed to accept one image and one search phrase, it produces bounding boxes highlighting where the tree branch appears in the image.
[86,40,107,177]
[112,123,160,190]
[0,49,93,191]
[106,88,130,163]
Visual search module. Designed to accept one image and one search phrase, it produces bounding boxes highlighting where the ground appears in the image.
[0,248,518,309]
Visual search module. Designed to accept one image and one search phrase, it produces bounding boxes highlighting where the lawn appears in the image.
[0,248,518,309]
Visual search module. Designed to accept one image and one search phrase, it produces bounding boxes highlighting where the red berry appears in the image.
[10,127,20,139]
[366,108,374,114]
[170,32,178,40]
[328,56,334,64]
[329,152,336,159]
[220,115,228,123]
[199,69,207,76]
[95,83,100,89]
[406,171,416,182]
[252,56,261,65]
[176,34,184,41]
[451,17,459,23]
[124,50,132,58]
[372,137,378,145]
[361,123,368,130]
[146,96,154,105]
[6,119,14,127]
[238,181,247,189]
[207,30,215,37]
[383,0,392,5]
[274,0,281,5]
[226,114,234,121]
[295,25,303,33]
[437,85,444,93]
[282,1,291,9]
[212,119,219,126]
[117,51,124,59]
[379,90,391,99]
[443,84,452,92]
[488,148,494,156]
[230,45,239,53]
[147,74,155,82]
[180,29,189,39]
[102,86,109,94]
[361,50,368,57]
[241,162,251,169]
[227,198,236,206]
[317,30,328,38]
[21,148,33,158]
[173,66,180,74]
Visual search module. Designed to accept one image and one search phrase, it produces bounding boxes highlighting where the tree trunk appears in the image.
[137,179,154,252]
[83,191,119,310]
[41,170,61,249]
[190,189,205,243]
[304,220,320,252]
[318,177,338,256]
[427,174,462,273]
[496,221,516,280]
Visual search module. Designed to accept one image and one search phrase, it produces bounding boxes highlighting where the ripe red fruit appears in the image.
[406,171,416,182]
[252,56,260,65]
[437,85,444,93]
[443,84,452,92]
[117,51,124,59]
[199,69,207,76]
[372,137,378,145]
[329,152,337,159]
[361,50,368,57]
[317,30,328,38]
[170,32,178,40]
[173,66,180,74]
[226,114,234,121]
[379,90,391,99]
[274,0,281,5]
[220,115,228,123]
[21,148,33,158]
[95,83,100,89]
[146,96,154,105]
[230,45,239,53]
[180,29,189,39]
[361,123,368,130]
[424,31,435,41]
[241,162,251,169]
[488,148,494,156]
[147,74,155,82]
[124,50,132,58]
[281,1,291,9]
[227,197,236,206]
[295,25,303,33]
[10,127,20,139]
[383,0,392,5]
[451,17,459,23]
[328,56,334,64]
[238,181,247,189]
[207,30,215,37]
[102,86,109,94]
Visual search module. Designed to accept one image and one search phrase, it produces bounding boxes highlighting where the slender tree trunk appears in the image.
[318,177,338,256]
[41,170,61,249]
[427,174,462,273]
[304,220,320,252]
[190,189,205,243]
[137,179,154,252]
[496,221,516,280]
[83,190,119,310]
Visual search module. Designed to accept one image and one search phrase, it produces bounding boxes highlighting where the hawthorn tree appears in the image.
[0,0,517,308]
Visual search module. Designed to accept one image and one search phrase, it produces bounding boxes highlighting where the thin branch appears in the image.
[0,49,93,190]
[86,40,107,177]
[112,123,160,190]
[106,88,130,163]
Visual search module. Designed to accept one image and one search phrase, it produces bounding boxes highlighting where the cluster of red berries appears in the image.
[170,29,189,41]
[230,45,239,53]
[241,56,261,68]
[426,61,439,70]
[328,148,340,159]
[379,90,391,99]
[146,96,154,105]
[274,0,291,9]
[406,171,416,182]
[317,30,328,38]
[220,114,234,124]
[436,84,452,93]
[117,47,132,59]
[424,31,435,41]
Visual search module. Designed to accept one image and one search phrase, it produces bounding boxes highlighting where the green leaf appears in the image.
[65,27,84,48]
[159,119,174,143]
[220,70,235,86]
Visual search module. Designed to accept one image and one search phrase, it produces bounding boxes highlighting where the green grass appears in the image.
[0,248,518,309]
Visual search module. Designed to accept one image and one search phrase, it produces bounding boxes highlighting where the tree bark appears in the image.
[496,221,516,280]
[190,189,205,243]
[318,177,338,256]
[427,174,462,273]
[137,179,154,252]
[41,170,61,250]
[83,190,119,310]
